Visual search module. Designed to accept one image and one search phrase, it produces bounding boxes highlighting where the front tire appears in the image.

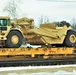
[64,30,76,47]
[5,31,23,48]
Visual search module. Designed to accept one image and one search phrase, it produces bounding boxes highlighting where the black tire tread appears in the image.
[64,30,76,47]
[5,31,23,48]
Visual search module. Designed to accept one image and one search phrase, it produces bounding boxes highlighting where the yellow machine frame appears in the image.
[0,47,76,60]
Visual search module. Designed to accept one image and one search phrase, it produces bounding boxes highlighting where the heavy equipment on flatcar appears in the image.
[0,16,76,48]
[0,16,76,66]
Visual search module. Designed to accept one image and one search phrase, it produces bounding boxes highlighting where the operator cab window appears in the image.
[7,19,10,26]
[0,19,7,26]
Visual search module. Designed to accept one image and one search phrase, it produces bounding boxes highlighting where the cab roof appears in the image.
[0,16,10,19]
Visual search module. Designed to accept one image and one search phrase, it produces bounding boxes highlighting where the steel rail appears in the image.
[0,58,76,67]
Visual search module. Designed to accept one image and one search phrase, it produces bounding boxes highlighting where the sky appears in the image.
[0,0,76,26]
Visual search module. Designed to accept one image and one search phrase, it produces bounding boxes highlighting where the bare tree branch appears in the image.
[71,18,76,31]
[38,15,50,25]
[3,0,21,19]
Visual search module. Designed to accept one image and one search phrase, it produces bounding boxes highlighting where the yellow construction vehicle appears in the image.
[12,17,76,47]
[0,16,76,48]
[0,16,24,48]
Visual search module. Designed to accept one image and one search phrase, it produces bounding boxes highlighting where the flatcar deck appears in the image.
[0,47,76,66]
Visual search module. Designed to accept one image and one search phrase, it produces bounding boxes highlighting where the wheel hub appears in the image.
[11,35,19,44]
[69,34,76,43]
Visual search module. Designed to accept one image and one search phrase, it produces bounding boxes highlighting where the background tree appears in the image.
[71,18,76,31]
[38,15,50,25]
[3,0,21,19]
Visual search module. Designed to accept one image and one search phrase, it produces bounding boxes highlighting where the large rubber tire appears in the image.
[64,30,76,47]
[5,31,23,48]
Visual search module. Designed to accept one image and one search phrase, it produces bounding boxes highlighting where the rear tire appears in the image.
[5,31,23,48]
[64,30,76,47]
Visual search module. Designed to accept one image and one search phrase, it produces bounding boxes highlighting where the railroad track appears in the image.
[0,58,76,67]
